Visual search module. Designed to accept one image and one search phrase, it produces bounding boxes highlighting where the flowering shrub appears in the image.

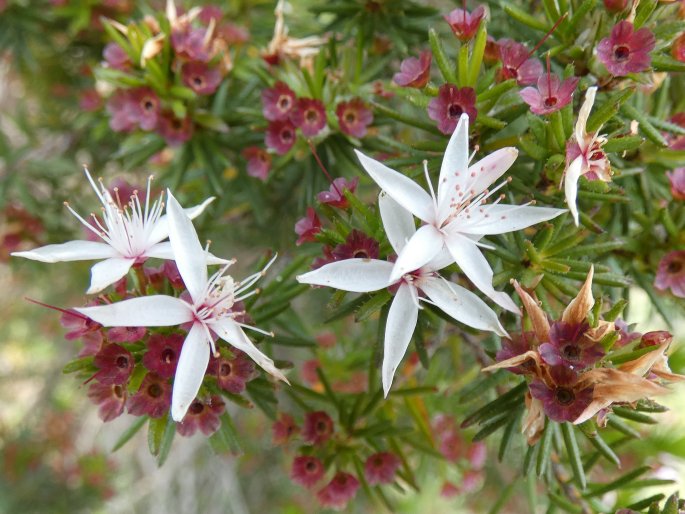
[3,0,685,512]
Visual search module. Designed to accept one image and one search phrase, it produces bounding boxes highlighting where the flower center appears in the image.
[220,362,232,376]
[614,45,630,62]
[278,95,292,110]
[189,401,204,415]
[448,103,464,118]
[554,387,575,406]
[193,76,204,88]
[148,383,163,398]
[561,344,581,362]
[353,249,370,259]
[305,109,318,123]
[344,112,356,124]
[281,128,293,142]
[668,260,683,274]
[161,348,176,364]
[544,96,558,108]
[113,385,124,398]
[305,461,317,472]
[316,420,328,433]
[143,99,155,112]
[116,355,129,368]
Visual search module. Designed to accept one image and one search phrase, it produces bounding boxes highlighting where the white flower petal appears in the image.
[354,149,436,223]
[12,240,117,263]
[75,295,193,326]
[378,191,416,253]
[465,148,519,199]
[438,114,469,216]
[145,241,231,265]
[564,156,584,226]
[421,277,507,336]
[389,224,444,283]
[297,259,393,292]
[148,197,215,244]
[166,190,208,304]
[382,283,419,397]
[171,323,210,421]
[211,319,289,383]
[453,204,565,235]
[423,248,455,272]
[86,257,135,294]
[444,233,520,313]
[576,86,597,144]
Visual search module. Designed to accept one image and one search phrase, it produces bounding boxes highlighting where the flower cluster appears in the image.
[98,2,244,146]
[485,268,683,442]
[273,409,404,510]
[13,171,286,432]
[249,80,373,178]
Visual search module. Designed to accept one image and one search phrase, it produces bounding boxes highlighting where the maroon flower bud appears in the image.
[316,472,360,510]
[443,5,486,42]
[158,112,194,146]
[529,366,594,423]
[261,81,297,121]
[127,373,171,418]
[291,455,325,487]
[498,39,543,85]
[331,230,380,260]
[294,207,321,245]
[93,344,134,385]
[336,99,373,138]
[316,177,359,209]
[207,350,256,394]
[290,98,327,137]
[265,119,297,154]
[176,396,225,437]
[181,61,222,95]
[603,0,629,13]
[88,382,127,421]
[597,21,655,76]
[302,411,334,445]
[427,84,477,134]
[272,412,300,445]
[655,251,685,298]
[393,50,432,88]
[242,146,272,181]
[107,326,146,343]
[142,333,184,379]
[364,452,401,485]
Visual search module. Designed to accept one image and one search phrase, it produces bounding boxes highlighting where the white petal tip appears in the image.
[171,405,187,422]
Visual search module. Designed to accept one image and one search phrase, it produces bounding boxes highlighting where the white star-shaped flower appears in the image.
[298,192,507,396]
[563,86,611,226]
[354,114,565,313]
[12,169,224,294]
[74,191,288,421]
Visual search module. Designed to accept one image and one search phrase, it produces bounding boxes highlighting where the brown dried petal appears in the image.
[574,368,669,424]
[482,350,541,373]
[141,34,165,67]
[512,280,550,343]
[522,394,545,445]
[586,320,615,342]
[651,356,685,382]
[618,344,668,377]
[562,266,595,325]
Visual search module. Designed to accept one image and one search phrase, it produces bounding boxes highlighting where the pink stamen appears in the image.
[25,297,89,320]
[546,53,552,98]
[307,140,343,198]
[516,13,568,70]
